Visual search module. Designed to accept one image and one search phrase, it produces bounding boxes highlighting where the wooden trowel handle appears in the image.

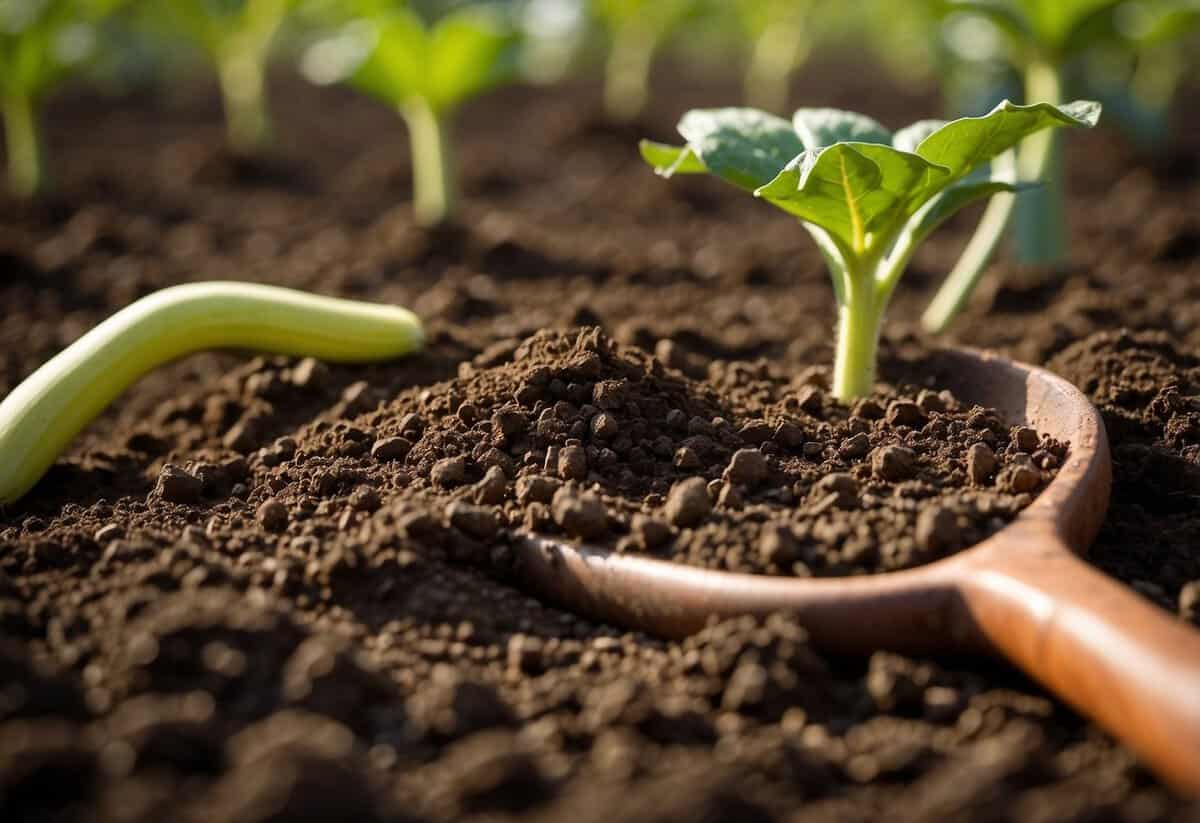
[962,542,1200,795]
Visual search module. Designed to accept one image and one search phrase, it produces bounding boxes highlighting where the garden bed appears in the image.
[2,63,1200,821]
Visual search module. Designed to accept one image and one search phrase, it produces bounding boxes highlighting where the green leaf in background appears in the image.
[426,7,516,112]
[310,5,515,114]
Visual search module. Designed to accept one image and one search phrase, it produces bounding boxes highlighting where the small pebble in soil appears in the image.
[967,443,997,485]
[551,488,609,540]
[516,475,560,505]
[838,433,870,459]
[886,400,926,428]
[916,506,960,555]
[871,445,916,482]
[1013,426,1040,452]
[557,445,588,481]
[257,499,289,532]
[760,522,800,567]
[665,478,713,528]
[431,457,467,488]
[155,464,204,504]
[474,466,508,505]
[724,449,768,487]
[371,436,412,462]
[999,463,1041,494]
[814,473,858,508]
[447,502,500,541]
[631,514,673,551]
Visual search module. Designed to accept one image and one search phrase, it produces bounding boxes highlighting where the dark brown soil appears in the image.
[1,59,1199,822]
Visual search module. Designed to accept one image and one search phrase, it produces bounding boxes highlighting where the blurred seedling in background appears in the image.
[734,0,817,114]
[0,0,125,197]
[160,0,296,156]
[592,0,698,121]
[642,101,1099,400]
[302,2,518,227]
[922,0,1199,334]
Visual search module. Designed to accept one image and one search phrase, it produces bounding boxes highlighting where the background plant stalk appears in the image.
[3,94,47,197]
[1013,59,1066,265]
[402,99,456,226]
[604,25,657,121]
[216,50,271,155]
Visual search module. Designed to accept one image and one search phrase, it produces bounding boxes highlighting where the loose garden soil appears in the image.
[1,59,1199,821]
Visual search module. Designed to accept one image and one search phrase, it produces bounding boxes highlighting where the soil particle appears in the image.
[724,448,768,487]
[631,514,673,551]
[665,478,713,528]
[967,443,998,485]
[446,502,500,541]
[915,506,962,555]
[371,436,412,462]
[872,445,917,482]
[551,487,609,541]
[256,498,289,532]
[154,464,203,504]
[430,457,467,489]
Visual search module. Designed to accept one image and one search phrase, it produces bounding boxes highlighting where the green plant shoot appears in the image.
[303,4,517,226]
[641,101,1099,400]
[734,0,816,114]
[592,0,697,121]
[0,0,124,197]
[922,0,1195,333]
[164,0,295,155]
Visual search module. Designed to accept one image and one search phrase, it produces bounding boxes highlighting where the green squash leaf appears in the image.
[638,140,706,175]
[674,108,805,192]
[913,99,1101,181]
[756,142,949,253]
[426,7,517,112]
[792,108,892,149]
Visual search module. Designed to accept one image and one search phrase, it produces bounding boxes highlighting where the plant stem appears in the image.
[216,51,271,155]
[1012,58,1065,265]
[919,152,1019,334]
[3,94,48,198]
[744,21,809,113]
[402,99,455,227]
[604,25,657,122]
[832,270,883,401]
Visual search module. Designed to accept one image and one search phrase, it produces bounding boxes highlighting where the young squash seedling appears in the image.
[163,0,296,156]
[592,0,697,121]
[641,101,1099,400]
[303,3,518,226]
[922,0,1196,332]
[0,0,125,197]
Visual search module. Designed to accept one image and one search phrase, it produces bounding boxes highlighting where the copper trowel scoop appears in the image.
[514,348,1200,794]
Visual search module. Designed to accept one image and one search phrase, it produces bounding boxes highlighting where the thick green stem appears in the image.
[604,26,657,122]
[833,271,884,401]
[402,100,455,227]
[217,51,271,155]
[1012,59,1065,265]
[3,94,48,198]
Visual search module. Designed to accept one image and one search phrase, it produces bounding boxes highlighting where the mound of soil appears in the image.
[0,61,1198,821]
